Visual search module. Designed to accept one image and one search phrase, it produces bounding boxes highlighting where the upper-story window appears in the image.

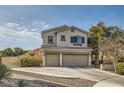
[61,35,66,41]
[48,36,53,44]
[71,36,85,44]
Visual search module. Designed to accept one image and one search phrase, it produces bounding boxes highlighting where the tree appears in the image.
[0,51,4,57]
[3,48,14,56]
[13,47,24,56]
[89,21,106,64]
[89,22,124,72]
[0,47,25,57]
[105,26,124,72]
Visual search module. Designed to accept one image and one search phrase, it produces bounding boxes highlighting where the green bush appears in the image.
[116,62,124,75]
[0,64,11,80]
[20,56,42,67]
[94,64,100,68]
[17,80,26,87]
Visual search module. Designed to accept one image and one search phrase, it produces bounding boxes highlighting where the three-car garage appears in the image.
[45,52,90,67]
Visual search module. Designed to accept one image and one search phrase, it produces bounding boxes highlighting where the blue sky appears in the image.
[0,5,124,50]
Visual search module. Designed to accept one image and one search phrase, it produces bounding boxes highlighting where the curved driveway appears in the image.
[12,67,124,87]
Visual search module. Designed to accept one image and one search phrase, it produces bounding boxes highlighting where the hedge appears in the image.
[116,62,124,75]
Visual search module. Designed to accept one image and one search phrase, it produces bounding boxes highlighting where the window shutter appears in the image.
[71,37,73,43]
[81,37,85,43]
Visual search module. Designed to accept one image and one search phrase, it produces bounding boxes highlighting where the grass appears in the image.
[2,57,21,68]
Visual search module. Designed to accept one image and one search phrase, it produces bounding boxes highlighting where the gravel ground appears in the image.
[0,78,65,87]
[0,71,97,87]
[0,81,12,87]
[12,72,97,87]
[34,76,97,87]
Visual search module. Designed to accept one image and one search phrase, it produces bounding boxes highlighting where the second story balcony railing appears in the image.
[41,44,57,48]
[41,44,92,49]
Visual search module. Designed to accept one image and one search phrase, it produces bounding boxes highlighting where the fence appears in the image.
[100,64,114,71]
[2,57,21,68]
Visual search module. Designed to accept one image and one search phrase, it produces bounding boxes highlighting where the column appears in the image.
[42,55,45,67]
[88,52,91,66]
[60,53,62,67]
[42,50,46,67]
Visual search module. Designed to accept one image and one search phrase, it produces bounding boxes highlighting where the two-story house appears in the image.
[41,25,92,67]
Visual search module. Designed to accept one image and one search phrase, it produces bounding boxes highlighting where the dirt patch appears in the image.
[34,78,96,87]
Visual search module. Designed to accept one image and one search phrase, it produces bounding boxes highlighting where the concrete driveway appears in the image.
[12,67,124,87]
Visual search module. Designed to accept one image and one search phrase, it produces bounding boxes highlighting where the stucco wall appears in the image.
[42,31,56,46]
[57,29,88,47]
[42,29,88,48]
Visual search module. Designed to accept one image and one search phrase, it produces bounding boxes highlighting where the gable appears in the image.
[57,28,88,37]
[41,25,89,36]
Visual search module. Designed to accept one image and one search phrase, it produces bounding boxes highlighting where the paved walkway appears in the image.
[12,67,124,87]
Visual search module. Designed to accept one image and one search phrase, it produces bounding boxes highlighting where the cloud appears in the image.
[0,20,50,50]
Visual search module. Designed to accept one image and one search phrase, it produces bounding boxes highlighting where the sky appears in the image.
[0,5,124,50]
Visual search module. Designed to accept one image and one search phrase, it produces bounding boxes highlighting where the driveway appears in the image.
[12,67,124,87]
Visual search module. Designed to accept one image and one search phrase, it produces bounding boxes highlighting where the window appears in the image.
[71,37,77,43]
[48,36,53,44]
[71,36,85,44]
[61,35,66,41]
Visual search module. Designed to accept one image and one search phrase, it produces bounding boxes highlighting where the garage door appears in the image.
[46,54,59,67]
[63,54,88,67]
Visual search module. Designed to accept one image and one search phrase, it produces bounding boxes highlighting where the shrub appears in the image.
[116,62,124,75]
[20,56,42,67]
[17,80,26,87]
[0,64,11,80]
[28,51,35,56]
[94,64,100,68]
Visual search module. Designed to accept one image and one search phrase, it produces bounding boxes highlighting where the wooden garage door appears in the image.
[46,54,59,67]
[63,54,88,67]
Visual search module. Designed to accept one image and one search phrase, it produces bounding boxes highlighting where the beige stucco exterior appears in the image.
[42,26,88,48]
[42,31,56,46]
[41,25,92,67]
[57,29,87,47]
